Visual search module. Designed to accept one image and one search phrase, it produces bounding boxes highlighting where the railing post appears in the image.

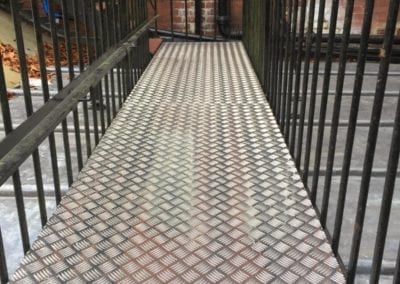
[242,0,268,92]
[0,228,8,284]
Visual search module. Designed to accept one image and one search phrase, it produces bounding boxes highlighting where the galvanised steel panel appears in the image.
[11,42,345,283]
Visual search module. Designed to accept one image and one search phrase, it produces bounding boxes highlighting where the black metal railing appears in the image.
[0,0,152,282]
[243,0,400,283]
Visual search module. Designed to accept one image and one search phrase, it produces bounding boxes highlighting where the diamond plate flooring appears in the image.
[11,42,345,283]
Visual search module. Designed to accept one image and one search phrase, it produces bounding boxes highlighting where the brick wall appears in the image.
[148,0,243,36]
[323,0,400,35]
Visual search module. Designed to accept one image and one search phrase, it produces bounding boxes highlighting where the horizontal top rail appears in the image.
[0,16,158,187]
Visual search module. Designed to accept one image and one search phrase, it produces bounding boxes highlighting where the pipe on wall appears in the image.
[217,0,242,38]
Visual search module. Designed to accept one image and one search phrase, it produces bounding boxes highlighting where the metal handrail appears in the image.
[0,17,157,187]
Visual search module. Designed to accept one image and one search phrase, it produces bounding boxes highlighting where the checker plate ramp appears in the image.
[11,42,345,283]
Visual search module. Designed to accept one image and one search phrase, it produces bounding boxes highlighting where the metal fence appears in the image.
[0,0,152,282]
[243,0,400,282]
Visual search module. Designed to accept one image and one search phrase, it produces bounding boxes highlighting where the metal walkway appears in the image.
[11,42,345,283]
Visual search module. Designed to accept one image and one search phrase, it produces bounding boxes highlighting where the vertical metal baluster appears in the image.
[264,0,275,103]
[0,228,7,284]
[0,59,11,128]
[347,0,400,281]
[119,0,125,39]
[106,0,112,46]
[83,0,94,68]
[135,0,141,83]
[170,0,174,41]
[109,1,117,116]
[395,241,400,283]
[82,0,96,65]
[121,0,127,38]
[370,91,400,282]
[139,0,143,27]
[213,0,217,40]
[83,0,100,145]
[134,0,139,29]
[199,0,203,40]
[195,0,201,37]
[104,75,111,127]
[131,0,135,30]
[139,44,143,82]
[144,0,149,24]
[145,0,149,23]
[295,0,316,169]
[264,0,273,98]
[92,0,106,135]
[117,62,123,109]
[73,0,92,159]
[107,0,117,117]
[114,2,123,111]
[186,0,189,39]
[310,0,339,204]
[257,1,265,91]
[302,0,326,186]
[91,84,100,145]
[284,0,298,142]
[332,0,375,254]
[289,0,307,155]
[124,53,130,101]
[135,0,139,29]
[111,0,118,45]
[106,0,113,120]
[136,0,141,30]
[61,0,84,171]
[275,0,285,122]
[90,4,101,57]
[48,0,74,186]
[127,0,132,31]
[10,0,47,222]
[133,47,138,86]
[60,0,75,79]
[125,2,133,94]
[99,0,109,49]
[294,0,315,171]
[274,0,283,115]
[320,0,355,227]
[0,56,30,253]
[280,0,292,132]
[126,0,131,32]
[122,55,128,102]
[130,46,136,88]
[135,46,140,84]
[110,69,117,118]
[10,0,33,116]
[72,0,85,72]
[31,0,62,204]
[102,2,112,127]
[270,0,279,111]
[154,0,158,33]
[125,48,132,96]
[98,83,106,135]
[242,0,246,47]
[99,0,107,132]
